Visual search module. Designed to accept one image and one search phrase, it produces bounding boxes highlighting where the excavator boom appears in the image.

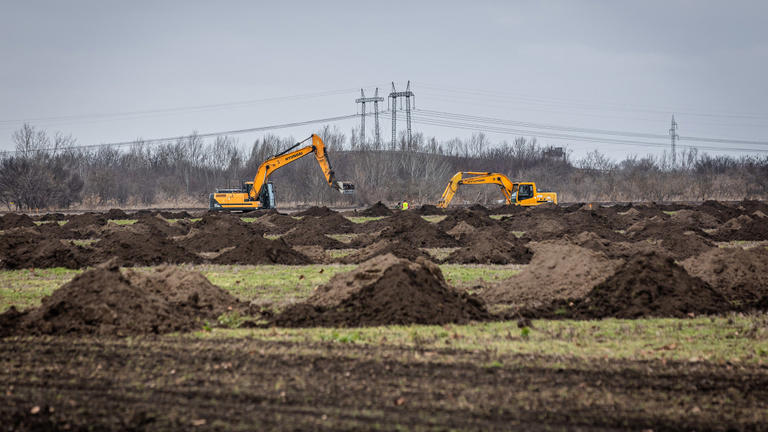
[209,134,354,211]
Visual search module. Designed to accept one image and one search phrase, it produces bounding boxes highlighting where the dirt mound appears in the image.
[658,232,715,260]
[446,230,532,265]
[272,254,490,327]
[158,211,192,219]
[38,212,67,221]
[482,241,622,307]
[699,200,742,222]
[105,208,129,219]
[295,206,337,217]
[564,232,672,260]
[135,214,189,237]
[63,213,108,231]
[213,237,311,265]
[95,231,201,266]
[178,213,265,252]
[1,234,93,269]
[540,253,726,319]
[670,209,720,229]
[375,212,458,248]
[446,221,477,237]
[0,262,243,337]
[296,212,356,234]
[682,248,768,309]
[281,225,347,249]
[414,204,444,215]
[255,212,299,234]
[0,213,35,229]
[711,216,768,241]
[437,209,498,231]
[342,238,432,263]
[360,201,393,217]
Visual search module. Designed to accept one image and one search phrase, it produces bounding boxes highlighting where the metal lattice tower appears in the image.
[389,81,415,150]
[669,114,679,166]
[355,88,384,146]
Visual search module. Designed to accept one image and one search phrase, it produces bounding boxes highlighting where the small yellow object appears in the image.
[402,201,409,210]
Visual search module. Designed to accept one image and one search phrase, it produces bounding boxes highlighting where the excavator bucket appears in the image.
[337,181,356,195]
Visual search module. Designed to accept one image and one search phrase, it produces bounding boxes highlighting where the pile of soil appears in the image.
[1,238,93,269]
[63,213,108,231]
[296,212,356,234]
[295,206,337,217]
[158,211,192,219]
[565,232,669,260]
[539,253,726,319]
[682,248,768,309]
[699,200,742,222]
[669,209,720,229]
[360,201,393,217]
[95,231,201,266]
[626,217,709,241]
[255,212,299,234]
[177,213,263,252]
[341,238,433,264]
[0,213,35,229]
[272,254,490,327]
[446,230,532,265]
[213,237,311,265]
[375,212,458,248]
[0,262,243,337]
[446,221,477,237]
[38,212,67,221]
[415,204,444,215]
[711,216,768,241]
[437,209,498,231]
[481,241,622,307]
[658,232,715,260]
[105,208,129,219]
[135,214,189,237]
[281,225,347,249]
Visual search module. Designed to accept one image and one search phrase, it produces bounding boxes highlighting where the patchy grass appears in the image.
[346,216,387,224]
[240,217,259,223]
[34,220,67,226]
[663,210,679,216]
[0,268,80,312]
[328,249,354,259]
[264,234,282,240]
[490,214,513,220]
[421,215,447,223]
[69,239,97,247]
[326,233,359,244]
[192,314,768,365]
[423,247,459,261]
[716,240,768,249]
[108,219,137,225]
[441,264,522,287]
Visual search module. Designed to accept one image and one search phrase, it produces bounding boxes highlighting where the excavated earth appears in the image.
[273,254,490,327]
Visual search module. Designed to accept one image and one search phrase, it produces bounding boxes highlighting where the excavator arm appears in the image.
[249,134,354,200]
[437,172,517,208]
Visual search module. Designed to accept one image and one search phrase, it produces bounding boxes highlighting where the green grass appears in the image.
[240,217,259,223]
[264,234,282,240]
[326,233,359,244]
[0,268,80,312]
[34,221,67,226]
[108,219,137,225]
[328,249,354,259]
[663,210,679,216]
[346,216,387,224]
[191,315,768,365]
[423,247,459,261]
[440,264,521,287]
[69,239,97,247]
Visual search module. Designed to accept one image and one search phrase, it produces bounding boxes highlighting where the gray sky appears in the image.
[1,0,766,159]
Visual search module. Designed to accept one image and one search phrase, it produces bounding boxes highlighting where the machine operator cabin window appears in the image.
[519,184,533,199]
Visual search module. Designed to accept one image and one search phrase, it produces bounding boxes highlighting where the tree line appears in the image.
[1,123,767,210]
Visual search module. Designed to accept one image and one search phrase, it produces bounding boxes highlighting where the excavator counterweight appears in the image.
[209,134,354,211]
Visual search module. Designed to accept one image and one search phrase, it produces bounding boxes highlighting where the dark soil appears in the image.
[213,237,311,265]
[63,213,108,230]
[341,238,433,263]
[254,212,299,234]
[482,241,622,307]
[158,210,192,219]
[273,254,490,327]
[683,247,768,309]
[280,225,347,249]
[37,212,67,221]
[437,208,498,231]
[414,204,444,215]
[295,206,337,217]
[0,213,35,229]
[296,212,356,234]
[445,230,532,265]
[530,253,726,319]
[375,212,458,248]
[711,215,768,241]
[135,214,189,237]
[1,238,93,270]
[94,231,201,266]
[105,208,129,219]
[359,201,393,216]
[0,262,244,337]
[177,213,264,252]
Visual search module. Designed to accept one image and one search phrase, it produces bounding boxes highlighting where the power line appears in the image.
[0,113,362,156]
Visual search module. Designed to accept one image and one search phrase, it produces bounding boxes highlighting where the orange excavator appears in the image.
[209,134,355,211]
[437,171,557,208]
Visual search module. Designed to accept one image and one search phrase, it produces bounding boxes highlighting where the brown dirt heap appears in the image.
[177,213,264,252]
[482,241,622,307]
[0,261,243,337]
[341,238,433,264]
[213,237,311,265]
[682,247,768,309]
[550,252,726,319]
[446,229,532,265]
[375,212,458,248]
[295,212,356,234]
[134,214,189,237]
[0,213,35,229]
[295,206,337,217]
[280,225,347,249]
[273,254,490,327]
[711,216,768,241]
[437,209,498,231]
[63,213,108,230]
[360,201,393,217]
[105,208,129,219]
[95,231,201,266]
[1,238,93,270]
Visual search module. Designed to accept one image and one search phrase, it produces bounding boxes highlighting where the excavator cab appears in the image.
[337,181,356,195]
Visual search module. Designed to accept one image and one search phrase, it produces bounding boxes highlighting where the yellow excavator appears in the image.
[437,171,557,208]
[209,134,355,211]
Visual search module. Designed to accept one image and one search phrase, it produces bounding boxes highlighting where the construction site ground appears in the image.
[1,201,768,430]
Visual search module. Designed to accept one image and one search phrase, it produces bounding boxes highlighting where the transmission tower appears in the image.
[669,114,679,166]
[389,81,415,150]
[355,88,384,146]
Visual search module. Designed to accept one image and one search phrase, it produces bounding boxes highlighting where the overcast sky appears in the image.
[1,0,766,159]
